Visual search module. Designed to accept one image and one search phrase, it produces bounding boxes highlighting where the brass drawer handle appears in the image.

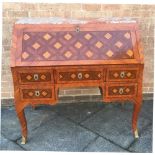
[120,72,125,78]
[119,88,124,94]
[78,73,82,79]
[35,90,40,96]
[75,26,80,32]
[34,74,39,80]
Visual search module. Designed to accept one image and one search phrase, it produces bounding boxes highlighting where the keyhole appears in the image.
[35,90,40,96]
[78,73,82,79]
[34,74,39,80]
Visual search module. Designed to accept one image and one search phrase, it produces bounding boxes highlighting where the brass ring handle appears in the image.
[75,26,80,32]
[119,88,124,94]
[35,90,40,96]
[34,74,39,80]
[120,71,125,78]
[78,73,82,79]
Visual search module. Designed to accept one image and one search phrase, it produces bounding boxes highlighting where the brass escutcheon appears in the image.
[119,88,124,94]
[34,74,39,80]
[78,73,82,79]
[35,90,40,96]
[76,26,80,32]
[120,71,125,78]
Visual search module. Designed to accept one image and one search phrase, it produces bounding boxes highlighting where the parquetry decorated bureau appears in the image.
[10,17,144,144]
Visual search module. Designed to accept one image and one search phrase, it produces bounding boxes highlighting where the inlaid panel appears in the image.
[106,84,137,97]
[21,88,52,99]
[107,68,138,81]
[57,70,103,83]
[22,31,134,62]
[20,72,52,83]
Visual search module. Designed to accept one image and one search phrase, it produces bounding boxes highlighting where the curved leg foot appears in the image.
[132,100,142,139]
[16,108,28,144]
[134,128,139,139]
[21,135,27,144]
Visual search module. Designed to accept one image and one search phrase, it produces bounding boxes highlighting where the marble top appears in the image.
[15,17,137,24]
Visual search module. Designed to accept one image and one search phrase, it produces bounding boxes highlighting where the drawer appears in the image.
[107,68,138,82]
[20,85,55,100]
[18,69,53,84]
[56,68,104,83]
[106,83,137,98]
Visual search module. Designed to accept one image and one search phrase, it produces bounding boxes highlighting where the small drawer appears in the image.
[107,68,138,82]
[106,83,137,98]
[20,85,55,100]
[18,70,53,84]
[56,68,103,83]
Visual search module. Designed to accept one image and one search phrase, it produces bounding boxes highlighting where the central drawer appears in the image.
[56,68,104,83]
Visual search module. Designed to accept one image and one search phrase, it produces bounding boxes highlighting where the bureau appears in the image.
[10,18,144,144]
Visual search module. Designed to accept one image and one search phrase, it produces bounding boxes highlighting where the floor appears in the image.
[0,100,153,152]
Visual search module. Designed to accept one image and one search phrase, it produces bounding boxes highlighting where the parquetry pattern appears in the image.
[22,89,52,99]
[108,85,135,96]
[108,70,137,80]
[58,71,102,81]
[22,31,134,61]
[20,72,51,83]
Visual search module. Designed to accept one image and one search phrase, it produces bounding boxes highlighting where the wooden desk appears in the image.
[10,18,144,144]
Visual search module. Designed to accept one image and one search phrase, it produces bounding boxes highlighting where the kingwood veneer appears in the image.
[10,18,144,144]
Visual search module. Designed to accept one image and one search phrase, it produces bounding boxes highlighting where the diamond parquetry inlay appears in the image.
[43,51,51,59]
[64,51,72,58]
[40,75,46,80]
[64,33,72,40]
[113,89,118,93]
[113,72,119,78]
[54,42,62,49]
[59,74,63,79]
[98,73,101,78]
[126,50,133,57]
[85,50,93,58]
[22,52,29,59]
[23,34,30,40]
[42,91,48,96]
[125,88,130,93]
[84,73,90,78]
[75,42,82,49]
[127,72,132,77]
[106,50,113,57]
[95,41,103,48]
[104,33,112,39]
[43,33,52,40]
[71,74,76,79]
[124,32,130,39]
[32,42,41,50]
[28,91,33,96]
[115,41,123,48]
[26,75,32,80]
[22,31,133,61]
[84,33,92,40]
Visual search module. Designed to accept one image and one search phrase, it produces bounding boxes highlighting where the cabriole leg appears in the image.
[16,107,28,144]
[132,99,142,139]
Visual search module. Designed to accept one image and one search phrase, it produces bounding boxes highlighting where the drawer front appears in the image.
[19,71,53,84]
[107,68,138,81]
[20,85,55,100]
[106,83,137,97]
[57,70,103,83]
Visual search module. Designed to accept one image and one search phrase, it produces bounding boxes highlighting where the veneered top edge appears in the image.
[15,17,137,25]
